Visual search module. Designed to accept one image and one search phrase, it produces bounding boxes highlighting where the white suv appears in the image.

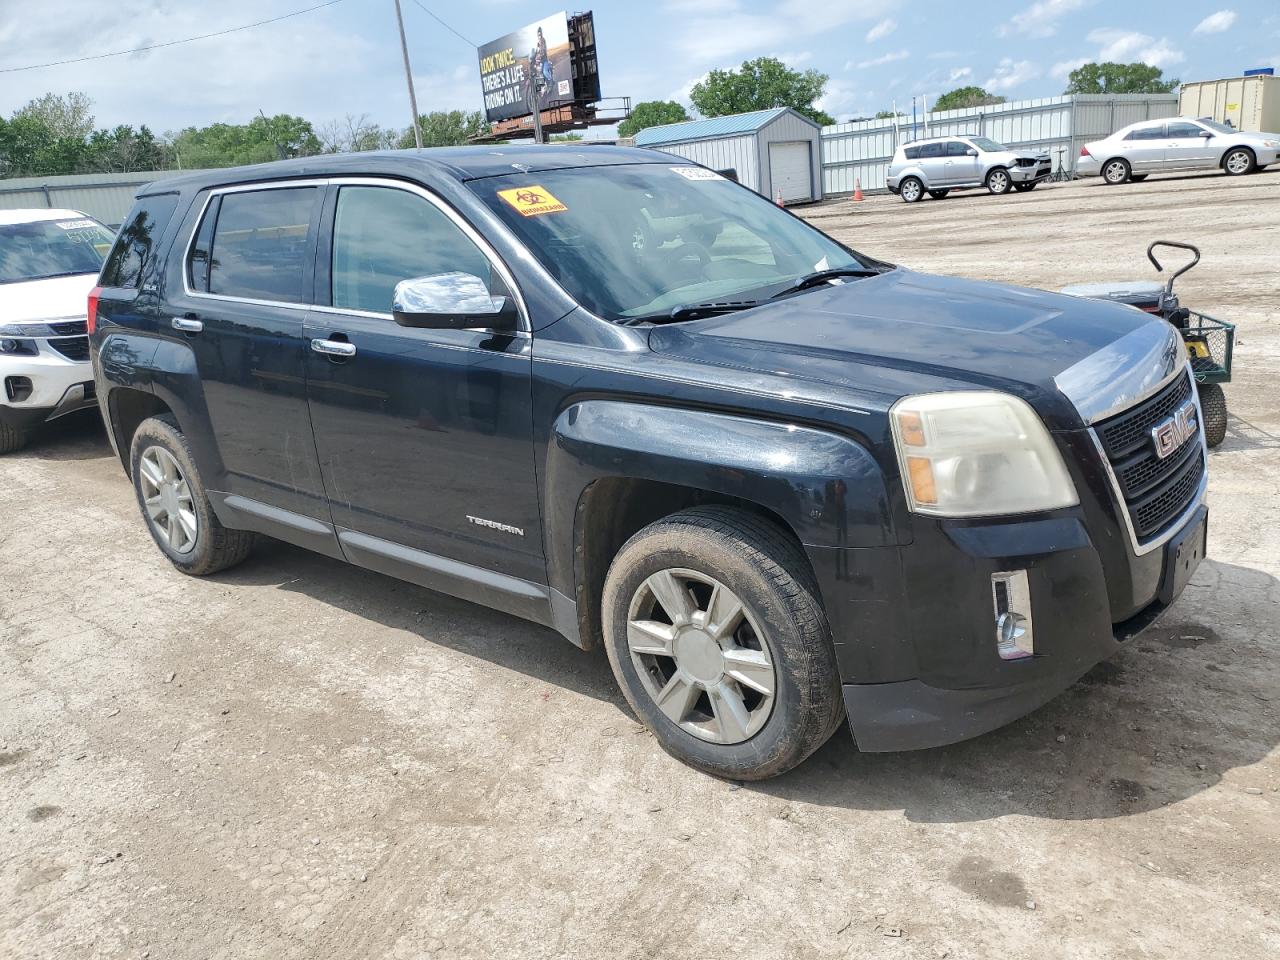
[1,209,116,453]
[886,136,1052,203]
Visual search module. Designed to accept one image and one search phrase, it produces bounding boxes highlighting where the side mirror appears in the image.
[392,272,518,331]
[965,148,979,157]
[1201,130,1214,138]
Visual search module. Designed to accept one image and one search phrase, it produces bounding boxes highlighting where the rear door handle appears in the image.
[171,317,203,333]
[311,338,356,358]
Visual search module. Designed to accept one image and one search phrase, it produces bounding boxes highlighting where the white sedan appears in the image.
[1077,117,1280,184]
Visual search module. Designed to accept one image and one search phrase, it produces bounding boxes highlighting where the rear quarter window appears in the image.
[904,146,921,160]
[101,193,180,289]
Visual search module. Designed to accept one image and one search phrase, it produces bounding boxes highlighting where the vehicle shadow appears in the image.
[218,536,1277,823]
[1218,413,1280,451]
[753,557,1280,822]
[17,410,111,462]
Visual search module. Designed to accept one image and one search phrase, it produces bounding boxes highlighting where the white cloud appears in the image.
[986,58,1042,92]
[848,49,910,70]
[773,51,814,65]
[948,66,973,82]
[1087,28,1185,68]
[1050,57,1090,79]
[1000,0,1089,38]
[1193,10,1237,34]
[866,18,897,42]
[816,79,860,119]
[671,0,893,63]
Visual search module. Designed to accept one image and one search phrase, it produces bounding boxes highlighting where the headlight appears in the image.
[890,391,1078,517]
[0,322,57,337]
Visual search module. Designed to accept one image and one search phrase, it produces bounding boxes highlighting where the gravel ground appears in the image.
[3,169,1278,959]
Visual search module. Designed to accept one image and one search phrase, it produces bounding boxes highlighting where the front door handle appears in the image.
[311,338,356,358]
[171,317,203,333]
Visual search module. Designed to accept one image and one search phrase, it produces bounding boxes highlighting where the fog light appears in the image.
[1,338,20,353]
[992,570,1034,660]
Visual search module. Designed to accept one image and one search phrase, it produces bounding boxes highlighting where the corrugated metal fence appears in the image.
[821,94,1179,194]
[0,169,200,227]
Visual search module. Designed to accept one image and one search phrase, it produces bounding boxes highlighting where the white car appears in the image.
[1077,117,1280,184]
[0,209,116,453]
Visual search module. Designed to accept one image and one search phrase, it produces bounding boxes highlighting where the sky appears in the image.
[1,0,1278,136]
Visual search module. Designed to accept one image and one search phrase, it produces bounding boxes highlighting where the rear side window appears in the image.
[101,194,179,289]
[918,142,944,158]
[1124,126,1165,141]
[904,146,921,160]
[206,187,318,303]
[330,186,492,314]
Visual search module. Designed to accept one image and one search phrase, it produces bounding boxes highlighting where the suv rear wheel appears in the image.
[899,177,924,203]
[986,167,1011,195]
[0,422,27,455]
[130,415,255,575]
[601,506,844,780]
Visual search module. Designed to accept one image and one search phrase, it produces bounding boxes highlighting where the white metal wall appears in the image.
[820,94,1179,194]
[0,169,198,227]
[650,135,761,192]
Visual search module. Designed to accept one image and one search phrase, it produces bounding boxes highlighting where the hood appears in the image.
[0,273,98,324]
[647,268,1162,423]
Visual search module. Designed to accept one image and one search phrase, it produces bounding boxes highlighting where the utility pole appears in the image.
[393,0,424,149]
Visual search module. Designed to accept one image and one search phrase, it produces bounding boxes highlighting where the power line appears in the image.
[0,0,347,74]
[408,0,476,48]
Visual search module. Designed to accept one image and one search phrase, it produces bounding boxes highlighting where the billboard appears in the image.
[478,12,574,124]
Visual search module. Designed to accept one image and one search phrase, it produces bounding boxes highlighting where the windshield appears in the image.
[0,217,115,284]
[1195,118,1236,134]
[472,164,871,320]
[969,137,1007,153]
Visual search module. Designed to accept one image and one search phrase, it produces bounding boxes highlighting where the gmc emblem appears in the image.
[1151,399,1198,459]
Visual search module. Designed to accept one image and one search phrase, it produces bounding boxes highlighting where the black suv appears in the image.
[89,147,1208,780]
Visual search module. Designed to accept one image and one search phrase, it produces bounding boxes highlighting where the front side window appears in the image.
[330,186,492,314]
[946,141,971,157]
[0,216,116,285]
[1166,121,1206,139]
[473,164,868,321]
[207,187,318,303]
[968,137,1006,153]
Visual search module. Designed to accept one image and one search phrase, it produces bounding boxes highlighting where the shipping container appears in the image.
[1179,74,1280,133]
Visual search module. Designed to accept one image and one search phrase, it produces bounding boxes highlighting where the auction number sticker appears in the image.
[670,166,722,181]
[497,185,567,217]
[56,219,97,230]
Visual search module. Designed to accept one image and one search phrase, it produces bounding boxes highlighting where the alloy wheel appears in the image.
[626,568,777,745]
[138,446,198,555]
[1224,150,1251,175]
[1104,161,1128,184]
[988,170,1010,193]
[901,179,922,202]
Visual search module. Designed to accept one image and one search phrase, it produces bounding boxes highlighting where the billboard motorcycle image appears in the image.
[478,11,573,124]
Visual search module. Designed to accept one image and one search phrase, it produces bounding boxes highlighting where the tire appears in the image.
[1129,174,1148,182]
[928,189,950,199]
[129,415,255,575]
[1223,147,1255,176]
[1102,158,1131,185]
[899,177,924,203]
[985,167,1011,195]
[601,506,844,781]
[0,421,27,454]
[1198,383,1228,448]
[1012,181,1037,192]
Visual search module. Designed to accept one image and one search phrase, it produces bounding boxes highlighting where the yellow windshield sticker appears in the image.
[497,185,567,217]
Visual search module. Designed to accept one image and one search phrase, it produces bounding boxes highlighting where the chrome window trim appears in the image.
[1086,369,1208,557]
[180,176,531,338]
[1054,320,1185,426]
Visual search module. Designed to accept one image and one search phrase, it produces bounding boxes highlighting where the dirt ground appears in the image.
[3,170,1278,960]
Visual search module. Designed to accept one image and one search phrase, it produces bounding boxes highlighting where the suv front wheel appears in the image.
[985,167,1011,195]
[601,507,844,780]
[130,415,256,576]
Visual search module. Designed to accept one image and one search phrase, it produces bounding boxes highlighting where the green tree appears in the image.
[397,111,491,148]
[690,57,833,126]
[1065,62,1180,95]
[0,113,91,177]
[86,125,170,173]
[168,114,321,168]
[932,86,1006,111]
[874,109,905,120]
[617,100,691,139]
[13,92,96,140]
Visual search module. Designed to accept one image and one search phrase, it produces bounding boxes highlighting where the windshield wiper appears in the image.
[771,267,884,298]
[621,299,765,325]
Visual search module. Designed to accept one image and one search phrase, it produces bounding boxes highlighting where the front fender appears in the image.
[544,400,896,591]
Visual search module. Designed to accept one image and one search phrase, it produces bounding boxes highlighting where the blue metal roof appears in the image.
[634,108,810,146]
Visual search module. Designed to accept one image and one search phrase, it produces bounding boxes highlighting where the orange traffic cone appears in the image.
[852,177,864,202]
[775,189,784,206]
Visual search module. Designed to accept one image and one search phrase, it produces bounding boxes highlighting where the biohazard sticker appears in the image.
[497,185,567,217]
[670,166,722,181]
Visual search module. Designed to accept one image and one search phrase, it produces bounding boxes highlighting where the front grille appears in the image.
[49,336,90,362]
[49,320,87,336]
[1094,373,1204,542]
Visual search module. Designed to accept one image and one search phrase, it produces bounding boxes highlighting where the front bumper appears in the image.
[809,491,1207,752]
[1,342,97,429]
[1009,163,1051,184]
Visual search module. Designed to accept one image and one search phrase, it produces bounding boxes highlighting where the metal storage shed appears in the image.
[634,108,823,203]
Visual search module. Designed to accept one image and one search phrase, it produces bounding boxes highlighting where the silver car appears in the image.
[886,135,1051,203]
[1077,117,1280,184]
